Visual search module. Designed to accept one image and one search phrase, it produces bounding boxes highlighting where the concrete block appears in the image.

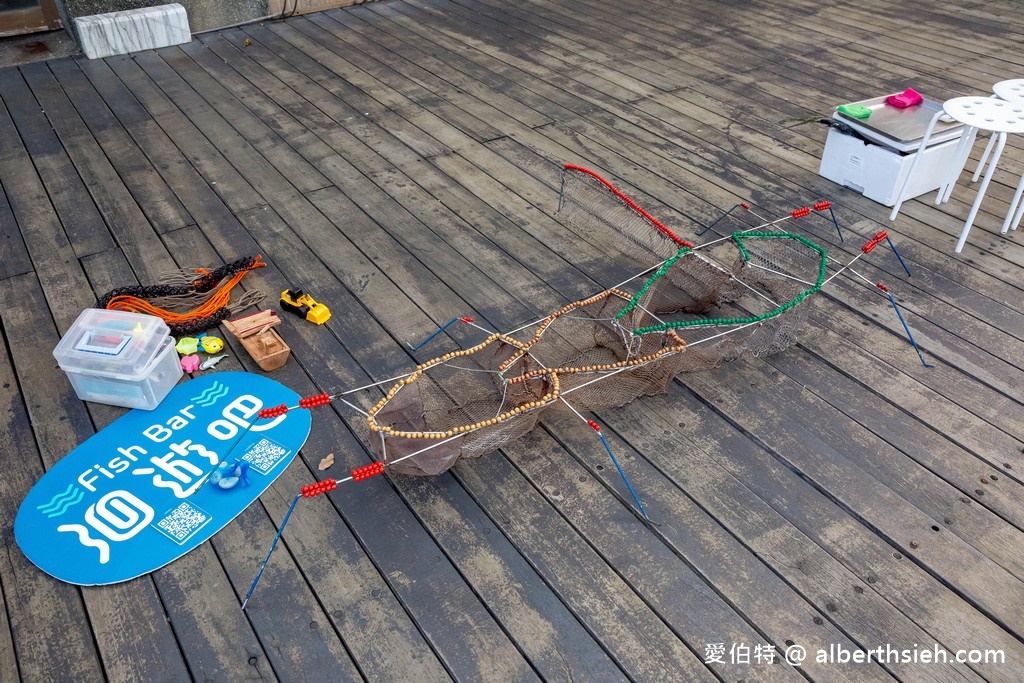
[75,3,190,60]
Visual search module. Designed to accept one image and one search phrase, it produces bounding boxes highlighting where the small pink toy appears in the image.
[181,354,200,373]
[887,88,923,108]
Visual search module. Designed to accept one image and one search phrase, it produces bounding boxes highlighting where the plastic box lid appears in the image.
[53,309,173,379]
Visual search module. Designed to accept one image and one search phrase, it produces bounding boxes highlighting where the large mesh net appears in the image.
[367,166,828,475]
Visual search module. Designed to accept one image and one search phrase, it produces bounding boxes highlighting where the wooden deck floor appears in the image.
[2,0,1024,680]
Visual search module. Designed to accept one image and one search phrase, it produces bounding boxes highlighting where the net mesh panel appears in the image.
[557,166,684,261]
[368,167,826,475]
[498,290,688,412]
[367,336,556,475]
[634,235,823,372]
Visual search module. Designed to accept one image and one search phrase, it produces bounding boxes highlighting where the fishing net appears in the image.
[367,166,827,475]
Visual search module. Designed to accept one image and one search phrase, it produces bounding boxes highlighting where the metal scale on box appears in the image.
[819,94,964,207]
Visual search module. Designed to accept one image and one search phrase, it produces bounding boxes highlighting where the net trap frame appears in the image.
[231,162,929,608]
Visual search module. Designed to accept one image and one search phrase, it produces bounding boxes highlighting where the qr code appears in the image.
[156,501,211,545]
[242,437,289,474]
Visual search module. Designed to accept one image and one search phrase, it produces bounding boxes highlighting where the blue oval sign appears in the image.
[15,372,311,585]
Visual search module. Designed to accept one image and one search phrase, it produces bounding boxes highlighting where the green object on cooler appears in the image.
[837,103,872,120]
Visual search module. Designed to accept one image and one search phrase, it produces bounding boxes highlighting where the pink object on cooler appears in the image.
[887,88,923,108]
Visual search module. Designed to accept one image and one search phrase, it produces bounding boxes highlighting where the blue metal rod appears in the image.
[242,494,302,610]
[697,204,740,236]
[407,317,460,351]
[826,207,844,241]
[596,431,652,522]
[886,292,933,368]
[885,236,913,277]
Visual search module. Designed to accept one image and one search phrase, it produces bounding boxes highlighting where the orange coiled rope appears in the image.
[98,255,266,335]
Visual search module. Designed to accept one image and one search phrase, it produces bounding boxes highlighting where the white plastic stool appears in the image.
[889,96,1024,253]
[973,79,1024,233]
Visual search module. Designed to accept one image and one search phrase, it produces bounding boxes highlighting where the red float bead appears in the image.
[352,461,385,482]
[301,478,338,497]
[300,393,330,409]
[258,404,289,419]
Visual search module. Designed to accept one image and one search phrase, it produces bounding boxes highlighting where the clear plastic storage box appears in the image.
[53,309,183,410]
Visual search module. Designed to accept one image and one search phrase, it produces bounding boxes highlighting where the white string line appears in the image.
[722,271,783,309]
[337,397,369,417]
[823,252,871,287]
[435,363,504,375]
[558,395,591,424]
[678,319,766,347]
[559,363,635,397]
[495,381,510,419]
[337,371,418,396]
[745,261,817,288]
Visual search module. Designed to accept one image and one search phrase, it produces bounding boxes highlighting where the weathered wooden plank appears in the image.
[71,56,260,257]
[360,1,599,120]
[289,16,506,143]
[681,355,1024,631]
[476,429,811,682]
[155,46,332,196]
[0,162,32,280]
[601,390,1013,681]
[452,450,720,682]
[768,338,1024,503]
[100,54,266,213]
[0,68,113,265]
[535,414,972,683]
[187,31,557,329]
[0,574,18,682]
[41,59,195,236]
[325,7,554,128]
[204,28,597,312]
[17,61,179,282]
[309,11,550,130]
[0,108,95,332]
[392,472,629,682]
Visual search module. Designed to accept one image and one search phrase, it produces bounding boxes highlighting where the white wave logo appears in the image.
[36,483,85,518]
[191,380,229,407]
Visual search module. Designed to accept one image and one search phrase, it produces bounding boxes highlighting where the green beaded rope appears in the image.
[617,231,828,335]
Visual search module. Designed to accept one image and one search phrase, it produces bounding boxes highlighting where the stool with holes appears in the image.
[890,95,1024,252]
[972,80,1024,235]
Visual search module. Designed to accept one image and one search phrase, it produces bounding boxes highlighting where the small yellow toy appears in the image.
[280,289,331,325]
[200,336,224,353]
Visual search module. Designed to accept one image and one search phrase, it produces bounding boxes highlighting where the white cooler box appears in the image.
[819,94,965,207]
[818,127,962,207]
